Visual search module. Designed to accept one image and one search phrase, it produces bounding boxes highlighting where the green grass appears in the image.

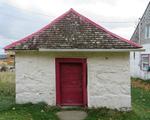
[132,88,150,120]
[0,73,150,120]
[85,108,140,120]
[0,72,15,96]
[0,103,60,120]
[0,72,15,112]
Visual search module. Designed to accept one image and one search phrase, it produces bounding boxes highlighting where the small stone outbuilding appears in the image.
[5,9,142,110]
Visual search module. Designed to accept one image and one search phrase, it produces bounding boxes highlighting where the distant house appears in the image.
[5,9,142,110]
[0,54,7,64]
[0,54,7,59]
[0,53,15,66]
[130,2,150,80]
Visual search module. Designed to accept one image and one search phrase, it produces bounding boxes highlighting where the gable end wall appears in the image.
[131,3,150,44]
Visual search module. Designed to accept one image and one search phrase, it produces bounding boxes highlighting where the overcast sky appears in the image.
[0,0,149,54]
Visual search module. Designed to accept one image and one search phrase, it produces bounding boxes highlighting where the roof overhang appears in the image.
[39,48,145,52]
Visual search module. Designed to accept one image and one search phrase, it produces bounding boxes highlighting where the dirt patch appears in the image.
[57,111,87,120]
[132,80,150,91]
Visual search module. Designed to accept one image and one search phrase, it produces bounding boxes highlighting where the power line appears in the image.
[0,11,138,24]
[0,11,45,23]
[0,2,140,24]
[99,21,136,23]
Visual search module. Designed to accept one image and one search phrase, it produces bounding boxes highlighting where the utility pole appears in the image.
[138,18,141,44]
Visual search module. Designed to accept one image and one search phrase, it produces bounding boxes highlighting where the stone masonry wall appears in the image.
[87,53,131,110]
[16,51,130,110]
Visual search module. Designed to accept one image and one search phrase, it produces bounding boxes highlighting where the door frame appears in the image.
[55,58,87,107]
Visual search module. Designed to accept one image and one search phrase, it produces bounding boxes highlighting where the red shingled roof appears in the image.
[5,8,142,50]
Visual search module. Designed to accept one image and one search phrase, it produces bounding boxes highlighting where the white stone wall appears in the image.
[16,53,56,105]
[130,44,150,80]
[16,51,130,110]
[87,53,130,110]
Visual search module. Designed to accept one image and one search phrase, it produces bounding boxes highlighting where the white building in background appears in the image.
[130,2,150,80]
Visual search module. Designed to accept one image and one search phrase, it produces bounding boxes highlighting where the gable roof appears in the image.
[5,8,142,50]
[130,2,150,43]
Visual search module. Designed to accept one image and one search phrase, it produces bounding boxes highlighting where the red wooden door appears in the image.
[60,63,83,105]
[56,58,87,106]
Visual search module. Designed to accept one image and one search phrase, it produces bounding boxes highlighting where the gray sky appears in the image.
[0,0,149,53]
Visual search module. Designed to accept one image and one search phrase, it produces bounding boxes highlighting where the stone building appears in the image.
[5,9,142,110]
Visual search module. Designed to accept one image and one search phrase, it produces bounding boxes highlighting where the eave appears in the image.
[38,48,145,52]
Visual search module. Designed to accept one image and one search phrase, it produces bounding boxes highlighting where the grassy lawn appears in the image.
[0,72,15,112]
[0,103,60,120]
[0,72,59,120]
[0,72,150,120]
[131,79,150,120]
